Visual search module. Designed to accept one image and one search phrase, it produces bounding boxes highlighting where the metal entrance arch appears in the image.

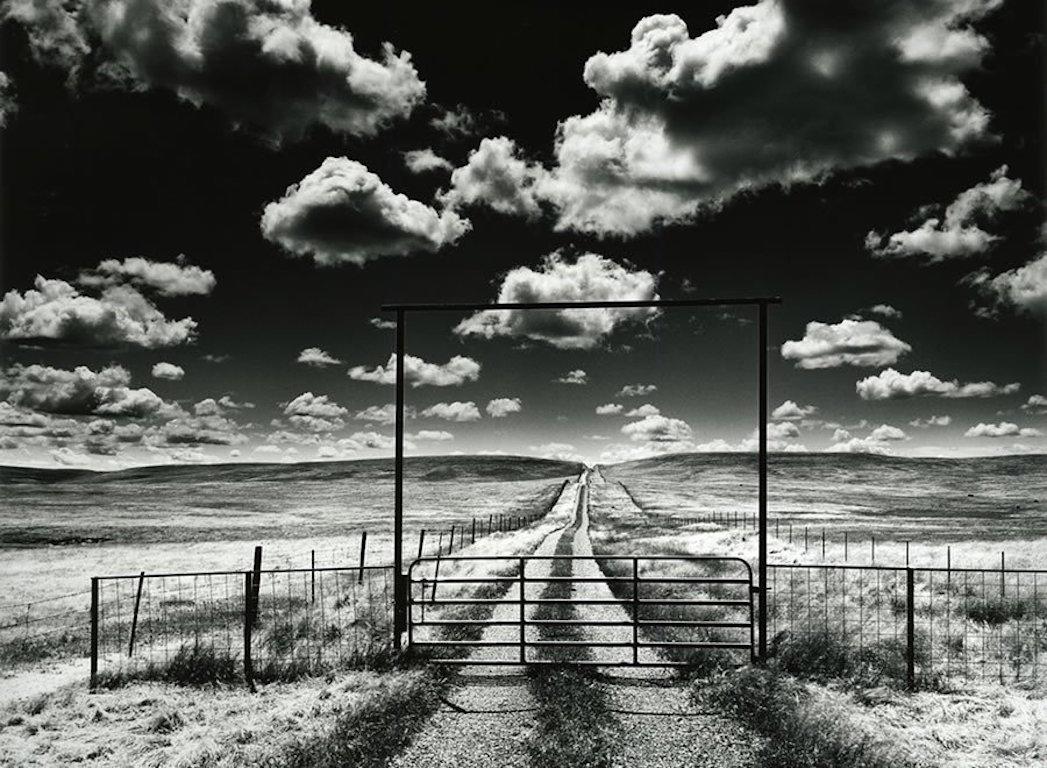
[380,296,781,659]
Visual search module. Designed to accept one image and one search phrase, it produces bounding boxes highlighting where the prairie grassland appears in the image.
[604,452,1047,568]
[588,465,1047,768]
[0,490,575,766]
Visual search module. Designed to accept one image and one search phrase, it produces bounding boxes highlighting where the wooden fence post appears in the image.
[243,571,256,692]
[127,571,145,657]
[251,546,262,629]
[358,531,368,584]
[471,517,476,544]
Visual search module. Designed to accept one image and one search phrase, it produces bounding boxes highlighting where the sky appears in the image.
[0,0,1044,469]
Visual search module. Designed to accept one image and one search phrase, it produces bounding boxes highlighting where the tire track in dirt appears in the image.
[388,479,583,768]
[571,473,760,768]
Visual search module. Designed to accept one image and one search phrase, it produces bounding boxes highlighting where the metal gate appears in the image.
[406,555,756,666]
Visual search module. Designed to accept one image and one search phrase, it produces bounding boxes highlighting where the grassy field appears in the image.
[0,456,581,677]
[588,460,1047,767]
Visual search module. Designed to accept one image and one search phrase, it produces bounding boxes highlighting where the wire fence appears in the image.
[767,564,1047,687]
[0,500,554,675]
[90,565,395,688]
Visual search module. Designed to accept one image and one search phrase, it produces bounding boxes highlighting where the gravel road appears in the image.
[391,472,759,767]
[389,481,582,768]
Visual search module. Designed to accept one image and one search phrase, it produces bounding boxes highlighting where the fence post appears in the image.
[804,526,809,553]
[311,550,316,604]
[89,577,98,691]
[519,557,527,663]
[905,541,910,567]
[251,546,262,628]
[471,518,476,544]
[844,532,849,562]
[243,571,256,692]
[1000,551,1005,598]
[127,570,145,657]
[632,559,639,665]
[358,531,368,584]
[946,545,951,588]
[871,535,876,565]
[449,525,456,553]
[488,514,493,535]
[821,529,825,560]
[906,567,915,692]
[417,529,426,560]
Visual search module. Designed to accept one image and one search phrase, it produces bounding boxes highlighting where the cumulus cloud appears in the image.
[411,429,454,442]
[771,400,817,421]
[297,347,342,367]
[260,157,470,265]
[964,421,1042,438]
[621,414,693,443]
[617,383,657,397]
[403,148,453,174]
[348,431,399,451]
[626,404,660,418]
[867,167,1030,261]
[869,424,908,441]
[430,104,492,138]
[369,317,397,330]
[348,353,480,387]
[282,392,346,431]
[151,362,185,380]
[555,369,588,385]
[218,395,253,410]
[0,72,16,127]
[967,252,1047,317]
[596,403,623,415]
[856,368,1020,400]
[454,253,658,350]
[0,275,197,348]
[446,3,999,236]
[420,401,481,422]
[486,397,522,418]
[353,404,405,425]
[11,0,427,140]
[909,415,951,428]
[79,256,215,296]
[1,363,164,417]
[782,319,911,369]
[766,422,800,441]
[440,136,546,218]
[159,413,246,445]
[1021,394,1047,415]
[867,304,902,319]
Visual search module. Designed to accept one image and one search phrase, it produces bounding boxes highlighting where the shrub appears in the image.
[965,598,1029,625]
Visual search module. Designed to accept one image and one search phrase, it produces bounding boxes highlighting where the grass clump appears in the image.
[526,524,619,768]
[964,597,1034,625]
[769,630,944,690]
[693,666,913,768]
[95,643,242,688]
[256,669,447,768]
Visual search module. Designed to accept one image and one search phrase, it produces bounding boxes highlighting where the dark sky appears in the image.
[0,1,1044,468]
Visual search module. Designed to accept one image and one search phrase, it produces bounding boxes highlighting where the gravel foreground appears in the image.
[392,474,759,767]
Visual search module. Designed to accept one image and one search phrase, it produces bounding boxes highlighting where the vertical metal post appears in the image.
[417,529,426,560]
[449,525,456,553]
[311,550,316,603]
[519,557,526,663]
[906,567,915,691]
[821,529,825,560]
[844,532,849,562]
[243,571,256,692]
[1000,551,1006,598]
[471,517,476,544]
[632,559,639,665]
[251,545,262,628]
[757,300,768,661]
[905,541,910,567]
[871,535,876,564]
[89,577,99,691]
[358,531,368,584]
[393,309,406,649]
[127,571,145,657]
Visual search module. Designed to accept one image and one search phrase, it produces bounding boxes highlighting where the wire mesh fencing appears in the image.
[767,564,1046,687]
[91,565,394,688]
[0,590,92,667]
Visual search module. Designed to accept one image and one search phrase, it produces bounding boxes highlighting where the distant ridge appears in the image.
[0,454,584,485]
